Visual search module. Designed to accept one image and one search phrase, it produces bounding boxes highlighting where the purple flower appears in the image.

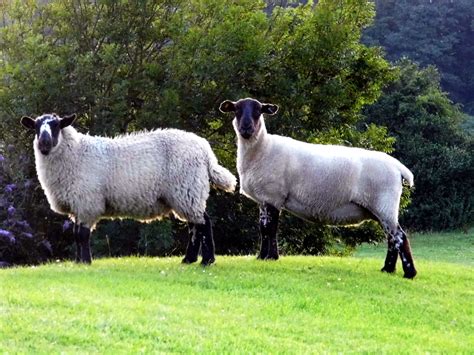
[21,232,33,239]
[7,205,15,216]
[4,184,16,193]
[0,229,15,243]
[16,220,30,228]
[63,220,72,232]
[0,229,11,237]
[24,179,33,188]
[0,154,4,162]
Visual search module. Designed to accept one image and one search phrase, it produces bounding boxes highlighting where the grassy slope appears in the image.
[1,232,473,353]
[356,230,474,266]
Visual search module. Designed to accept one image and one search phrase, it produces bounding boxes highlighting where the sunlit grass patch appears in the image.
[1,232,473,353]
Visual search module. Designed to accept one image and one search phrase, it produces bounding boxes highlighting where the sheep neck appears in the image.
[236,119,269,174]
[34,126,81,188]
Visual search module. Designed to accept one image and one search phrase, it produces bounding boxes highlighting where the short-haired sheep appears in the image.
[21,113,236,265]
[220,97,417,279]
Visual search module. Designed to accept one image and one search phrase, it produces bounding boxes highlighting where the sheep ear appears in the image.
[262,103,279,115]
[219,100,236,113]
[21,116,36,130]
[60,114,77,128]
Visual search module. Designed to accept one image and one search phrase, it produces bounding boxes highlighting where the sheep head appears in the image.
[219,98,278,140]
[21,113,77,155]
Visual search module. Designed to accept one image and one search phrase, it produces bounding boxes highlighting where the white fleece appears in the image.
[235,116,413,229]
[33,126,236,228]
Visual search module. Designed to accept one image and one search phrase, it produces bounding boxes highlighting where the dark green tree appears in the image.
[0,0,395,263]
[365,59,473,231]
[364,0,474,115]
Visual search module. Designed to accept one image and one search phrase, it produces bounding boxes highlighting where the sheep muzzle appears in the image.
[38,132,53,155]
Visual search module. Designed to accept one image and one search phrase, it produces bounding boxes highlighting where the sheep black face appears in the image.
[21,114,77,155]
[219,98,278,139]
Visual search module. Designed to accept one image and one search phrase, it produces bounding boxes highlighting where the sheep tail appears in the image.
[208,158,237,193]
[398,162,414,188]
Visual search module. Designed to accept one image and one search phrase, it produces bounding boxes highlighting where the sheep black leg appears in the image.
[73,223,82,263]
[380,221,398,273]
[199,213,215,266]
[79,224,92,264]
[398,226,417,279]
[258,203,280,260]
[182,223,201,264]
[381,238,398,273]
[257,207,270,259]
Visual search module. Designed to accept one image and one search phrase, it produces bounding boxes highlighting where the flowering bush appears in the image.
[0,150,58,265]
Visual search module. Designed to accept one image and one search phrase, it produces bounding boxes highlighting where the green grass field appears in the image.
[1,231,473,353]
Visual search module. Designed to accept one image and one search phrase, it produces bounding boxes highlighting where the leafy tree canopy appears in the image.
[0,0,395,263]
[365,59,473,231]
[364,0,474,115]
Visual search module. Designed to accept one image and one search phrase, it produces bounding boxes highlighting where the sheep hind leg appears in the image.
[258,203,280,260]
[380,222,417,278]
[199,213,215,266]
[397,226,417,279]
[379,221,399,274]
[182,213,215,266]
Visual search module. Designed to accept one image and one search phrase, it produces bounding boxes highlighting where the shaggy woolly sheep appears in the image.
[21,113,236,265]
[220,98,417,278]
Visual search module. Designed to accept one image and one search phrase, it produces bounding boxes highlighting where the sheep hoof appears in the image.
[381,266,396,273]
[265,255,279,261]
[182,257,198,264]
[201,258,215,266]
[403,269,417,279]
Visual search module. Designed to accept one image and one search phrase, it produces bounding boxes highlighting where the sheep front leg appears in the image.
[78,224,92,264]
[182,223,201,264]
[73,223,82,263]
[258,203,280,260]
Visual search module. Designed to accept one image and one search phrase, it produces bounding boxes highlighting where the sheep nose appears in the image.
[240,129,254,139]
[38,133,52,155]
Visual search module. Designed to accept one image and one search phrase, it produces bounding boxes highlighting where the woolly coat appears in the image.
[34,126,236,228]
[235,118,413,229]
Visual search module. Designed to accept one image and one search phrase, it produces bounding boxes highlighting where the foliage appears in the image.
[364,59,473,230]
[1,233,473,352]
[0,0,395,264]
[364,0,474,115]
[0,147,56,264]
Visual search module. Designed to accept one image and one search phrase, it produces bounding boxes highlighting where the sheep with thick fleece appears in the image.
[220,97,417,278]
[21,113,236,265]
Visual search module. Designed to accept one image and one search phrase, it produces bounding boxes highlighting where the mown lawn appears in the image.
[1,231,473,353]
